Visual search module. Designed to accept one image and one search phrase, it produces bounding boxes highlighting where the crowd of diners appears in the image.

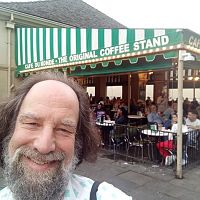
[89,92,200,123]
[89,93,200,166]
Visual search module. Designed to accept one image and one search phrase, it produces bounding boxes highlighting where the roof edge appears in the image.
[0,6,72,27]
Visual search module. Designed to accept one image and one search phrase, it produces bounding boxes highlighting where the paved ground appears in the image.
[1,151,200,199]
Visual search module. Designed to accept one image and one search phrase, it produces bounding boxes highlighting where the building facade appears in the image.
[0,0,124,99]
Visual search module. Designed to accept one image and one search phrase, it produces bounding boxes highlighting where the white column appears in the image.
[6,15,15,97]
[176,50,184,179]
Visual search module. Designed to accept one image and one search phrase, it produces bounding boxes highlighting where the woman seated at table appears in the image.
[95,103,110,121]
[115,107,128,125]
[156,113,177,165]
[156,113,188,166]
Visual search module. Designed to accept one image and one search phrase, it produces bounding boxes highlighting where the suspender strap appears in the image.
[90,181,101,200]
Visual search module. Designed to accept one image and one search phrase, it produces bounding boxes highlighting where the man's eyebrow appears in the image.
[61,119,77,128]
[18,113,40,121]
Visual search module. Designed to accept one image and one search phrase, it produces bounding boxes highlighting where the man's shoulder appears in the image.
[97,181,132,200]
[70,174,132,200]
[0,187,13,199]
[196,119,200,124]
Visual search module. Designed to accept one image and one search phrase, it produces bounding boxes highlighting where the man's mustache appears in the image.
[13,146,65,163]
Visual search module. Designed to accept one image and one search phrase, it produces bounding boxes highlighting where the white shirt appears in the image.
[185,118,200,129]
[171,124,188,133]
[168,124,188,140]
[0,174,132,200]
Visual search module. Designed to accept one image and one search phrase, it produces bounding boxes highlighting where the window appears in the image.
[106,86,122,99]
[169,88,200,101]
[145,84,154,101]
[86,86,95,96]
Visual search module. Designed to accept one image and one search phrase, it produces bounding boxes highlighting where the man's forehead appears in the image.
[31,80,73,92]
[24,80,78,100]
[19,80,80,116]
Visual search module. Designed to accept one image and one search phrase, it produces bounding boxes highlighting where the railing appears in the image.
[96,121,200,169]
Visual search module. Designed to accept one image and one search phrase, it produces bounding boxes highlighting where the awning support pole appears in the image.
[64,70,67,77]
[128,74,131,114]
[176,50,184,179]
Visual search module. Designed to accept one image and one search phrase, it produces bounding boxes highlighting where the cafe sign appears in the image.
[16,28,182,75]
[183,29,200,50]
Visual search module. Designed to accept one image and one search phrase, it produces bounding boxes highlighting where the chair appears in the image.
[126,126,144,162]
[164,132,188,166]
[185,130,200,165]
[138,127,156,161]
[110,124,128,160]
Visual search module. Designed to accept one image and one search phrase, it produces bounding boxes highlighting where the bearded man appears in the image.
[0,72,131,200]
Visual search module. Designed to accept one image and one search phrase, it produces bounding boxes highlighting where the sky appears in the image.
[83,0,200,34]
[0,0,199,34]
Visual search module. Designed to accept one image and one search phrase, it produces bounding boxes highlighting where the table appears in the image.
[141,129,172,137]
[128,115,147,126]
[96,120,115,126]
[96,120,115,146]
[128,115,145,119]
[141,129,173,162]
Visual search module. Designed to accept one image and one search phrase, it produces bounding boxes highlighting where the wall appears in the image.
[0,9,67,100]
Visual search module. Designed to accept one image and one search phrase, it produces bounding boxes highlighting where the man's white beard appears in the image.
[3,146,79,200]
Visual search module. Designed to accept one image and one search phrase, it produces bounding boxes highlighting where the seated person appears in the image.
[177,109,200,165]
[185,109,200,146]
[162,101,174,129]
[156,113,188,166]
[95,103,106,121]
[115,107,128,125]
[147,104,164,127]
[95,103,110,122]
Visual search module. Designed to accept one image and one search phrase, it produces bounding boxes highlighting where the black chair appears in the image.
[110,124,128,160]
[126,126,144,162]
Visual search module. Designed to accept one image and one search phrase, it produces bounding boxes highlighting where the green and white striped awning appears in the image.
[15,28,200,76]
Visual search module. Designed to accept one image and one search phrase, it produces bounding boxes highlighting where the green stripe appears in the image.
[165,29,175,35]
[66,28,71,56]
[86,29,92,51]
[30,28,34,63]
[20,28,23,64]
[36,28,40,62]
[25,28,28,64]
[98,29,104,49]
[112,29,119,46]
[127,29,135,43]
[43,28,46,60]
[76,28,81,54]
[50,28,54,58]
[58,28,62,57]
[145,29,154,39]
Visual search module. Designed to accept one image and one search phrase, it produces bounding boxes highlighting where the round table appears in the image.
[141,129,171,137]
[96,120,115,126]
[128,115,147,126]
[128,115,145,119]
[96,120,115,147]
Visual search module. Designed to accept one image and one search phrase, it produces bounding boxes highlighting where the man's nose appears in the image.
[33,126,56,154]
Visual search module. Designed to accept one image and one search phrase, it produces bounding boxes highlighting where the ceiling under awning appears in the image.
[15,28,200,77]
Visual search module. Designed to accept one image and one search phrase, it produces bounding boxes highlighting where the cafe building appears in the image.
[0,0,125,99]
[15,28,200,106]
[1,0,200,178]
